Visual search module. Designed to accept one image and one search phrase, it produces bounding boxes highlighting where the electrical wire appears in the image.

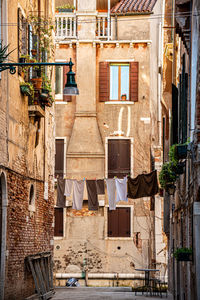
[0,10,199,27]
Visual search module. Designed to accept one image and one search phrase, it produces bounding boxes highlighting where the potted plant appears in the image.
[159,162,177,190]
[175,143,188,159]
[173,248,192,261]
[20,81,34,98]
[0,41,15,63]
[29,15,54,59]
[56,4,75,12]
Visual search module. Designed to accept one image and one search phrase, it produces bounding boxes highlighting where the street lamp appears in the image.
[0,58,79,96]
[63,58,79,95]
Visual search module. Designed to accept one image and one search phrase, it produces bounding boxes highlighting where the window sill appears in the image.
[105,101,134,105]
[54,236,64,240]
[105,237,133,240]
[55,101,68,104]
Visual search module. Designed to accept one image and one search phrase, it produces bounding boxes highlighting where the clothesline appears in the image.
[56,171,158,211]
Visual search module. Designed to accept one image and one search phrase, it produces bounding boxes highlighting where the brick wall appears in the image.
[4,170,54,300]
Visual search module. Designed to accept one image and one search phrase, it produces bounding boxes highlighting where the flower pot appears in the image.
[58,8,73,12]
[176,252,192,261]
[20,85,31,96]
[165,183,176,195]
[19,57,26,63]
[175,144,188,159]
[175,162,185,175]
[40,89,49,100]
[31,49,37,56]
[31,77,42,90]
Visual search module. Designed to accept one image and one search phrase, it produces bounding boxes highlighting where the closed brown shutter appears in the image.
[99,62,109,102]
[108,208,130,237]
[118,208,130,237]
[54,208,63,237]
[130,62,139,102]
[55,139,64,178]
[108,139,130,178]
[108,210,118,237]
[63,65,72,102]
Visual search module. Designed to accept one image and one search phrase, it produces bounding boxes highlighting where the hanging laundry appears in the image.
[64,179,73,197]
[115,176,128,202]
[86,180,99,210]
[106,178,116,210]
[96,179,105,195]
[72,180,84,210]
[127,170,158,199]
[56,178,66,207]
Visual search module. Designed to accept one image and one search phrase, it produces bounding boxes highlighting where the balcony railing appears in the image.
[55,12,114,41]
[55,13,77,40]
[96,14,113,40]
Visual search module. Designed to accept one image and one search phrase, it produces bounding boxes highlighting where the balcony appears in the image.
[55,12,113,41]
[55,13,77,40]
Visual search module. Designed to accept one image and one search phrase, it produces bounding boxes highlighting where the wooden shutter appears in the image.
[130,62,139,102]
[108,210,119,237]
[99,62,109,102]
[172,84,178,144]
[118,208,130,237]
[108,139,130,178]
[55,139,64,178]
[108,208,130,237]
[54,208,63,237]
[63,65,72,102]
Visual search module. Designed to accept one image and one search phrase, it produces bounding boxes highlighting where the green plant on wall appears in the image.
[173,247,192,260]
[56,4,75,11]
[159,162,177,189]
[28,15,54,59]
[0,41,15,62]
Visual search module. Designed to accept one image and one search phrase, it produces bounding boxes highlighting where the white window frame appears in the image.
[55,59,64,101]
[104,205,134,240]
[105,137,134,178]
[55,137,67,179]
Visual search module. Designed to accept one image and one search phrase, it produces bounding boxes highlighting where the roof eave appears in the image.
[110,11,153,16]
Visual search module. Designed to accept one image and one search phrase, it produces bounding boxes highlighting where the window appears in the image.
[108,207,131,237]
[110,64,129,100]
[99,61,138,102]
[108,139,130,178]
[18,8,28,58]
[28,184,35,212]
[54,208,63,237]
[55,63,71,102]
[55,66,63,98]
[55,138,66,178]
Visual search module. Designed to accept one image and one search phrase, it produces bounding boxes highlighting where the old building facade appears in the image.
[54,0,167,286]
[0,0,55,299]
[163,0,200,299]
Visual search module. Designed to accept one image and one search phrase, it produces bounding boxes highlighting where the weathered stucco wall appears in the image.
[54,0,167,285]
[0,1,55,299]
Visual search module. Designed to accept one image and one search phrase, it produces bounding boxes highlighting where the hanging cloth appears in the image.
[86,180,99,210]
[115,176,128,202]
[127,170,158,199]
[106,178,116,210]
[72,180,84,210]
[56,178,66,207]
[96,179,105,195]
[64,179,73,197]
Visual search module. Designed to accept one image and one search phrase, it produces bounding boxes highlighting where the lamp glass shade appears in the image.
[63,86,79,95]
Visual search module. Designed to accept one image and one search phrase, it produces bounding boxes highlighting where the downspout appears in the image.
[0,2,9,300]
[107,0,110,41]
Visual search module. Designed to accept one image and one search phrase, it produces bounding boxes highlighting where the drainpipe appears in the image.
[107,0,110,41]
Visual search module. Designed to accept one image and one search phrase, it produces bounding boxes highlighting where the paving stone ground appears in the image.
[52,287,171,300]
